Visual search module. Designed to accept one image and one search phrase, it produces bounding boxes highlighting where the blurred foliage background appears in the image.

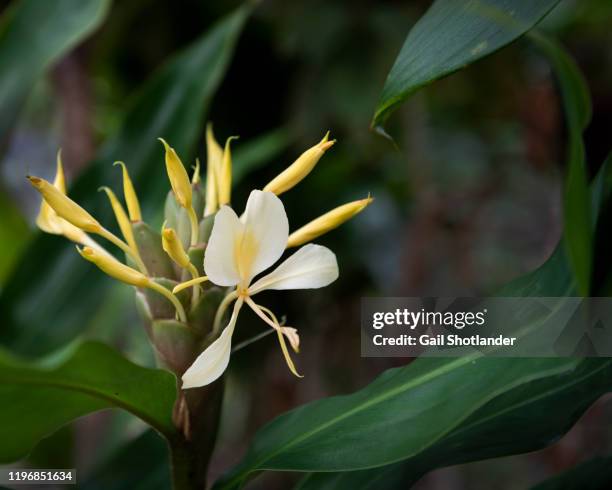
[1,0,612,488]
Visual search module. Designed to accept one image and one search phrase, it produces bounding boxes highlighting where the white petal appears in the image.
[248,244,338,295]
[182,298,243,389]
[204,206,243,286]
[239,190,289,283]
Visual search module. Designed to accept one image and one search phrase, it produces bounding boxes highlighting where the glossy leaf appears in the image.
[530,32,593,296]
[0,341,177,463]
[372,0,560,128]
[0,0,110,143]
[0,6,250,356]
[296,360,612,489]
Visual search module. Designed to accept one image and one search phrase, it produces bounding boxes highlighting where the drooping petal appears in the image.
[203,205,243,286]
[239,190,288,284]
[248,244,338,295]
[182,298,243,389]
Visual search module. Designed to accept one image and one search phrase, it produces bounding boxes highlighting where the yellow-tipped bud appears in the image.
[218,136,237,206]
[113,162,141,221]
[162,226,191,269]
[28,175,101,233]
[99,186,139,255]
[287,195,373,248]
[159,138,192,209]
[77,246,149,287]
[36,151,66,234]
[204,123,223,215]
[263,132,335,196]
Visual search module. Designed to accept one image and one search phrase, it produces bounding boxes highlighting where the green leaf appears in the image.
[372,0,560,128]
[529,32,593,296]
[0,6,250,356]
[530,455,612,490]
[0,0,110,143]
[0,341,177,463]
[295,360,612,490]
[81,429,170,490]
[215,358,607,489]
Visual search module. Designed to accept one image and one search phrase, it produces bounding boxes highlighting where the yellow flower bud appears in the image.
[218,136,238,206]
[99,186,139,255]
[28,175,101,233]
[204,123,223,215]
[263,132,335,196]
[36,151,66,235]
[286,195,373,248]
[159,138,192,209]
[192,158,201,184]
[162,226,191,269]
[113,161,141,221]
[77,246,149,287]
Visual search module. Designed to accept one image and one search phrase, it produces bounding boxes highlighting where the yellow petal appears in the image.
[287,195,373,248]
[263,132,335,196]
[77,246,149,287]
[217,136,237,206]
[99,186,139,255]
[159,138,192,209]
[204,123,223,215]
[113,162,141,221]
[28,176,101,233]
[162,225,191,268]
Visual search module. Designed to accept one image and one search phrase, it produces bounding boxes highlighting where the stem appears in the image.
[99,227,149,275]
[147,281,187,323]
[188,206,199,247]
[168,381,225,490]
[187,263,201,306]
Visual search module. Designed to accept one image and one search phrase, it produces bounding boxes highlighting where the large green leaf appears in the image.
[530,32,593,296]
[530,455,612,490]
[0,6,250,356]
[0,341,176,463]
[219,352,612,490]
[0,0,110,143]
[295,359,612,490]
[372,0,560,128]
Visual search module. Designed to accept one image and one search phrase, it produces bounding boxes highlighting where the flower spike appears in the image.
[287,195,373,248]
[263,132,335,196]
[113,161,141,221]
